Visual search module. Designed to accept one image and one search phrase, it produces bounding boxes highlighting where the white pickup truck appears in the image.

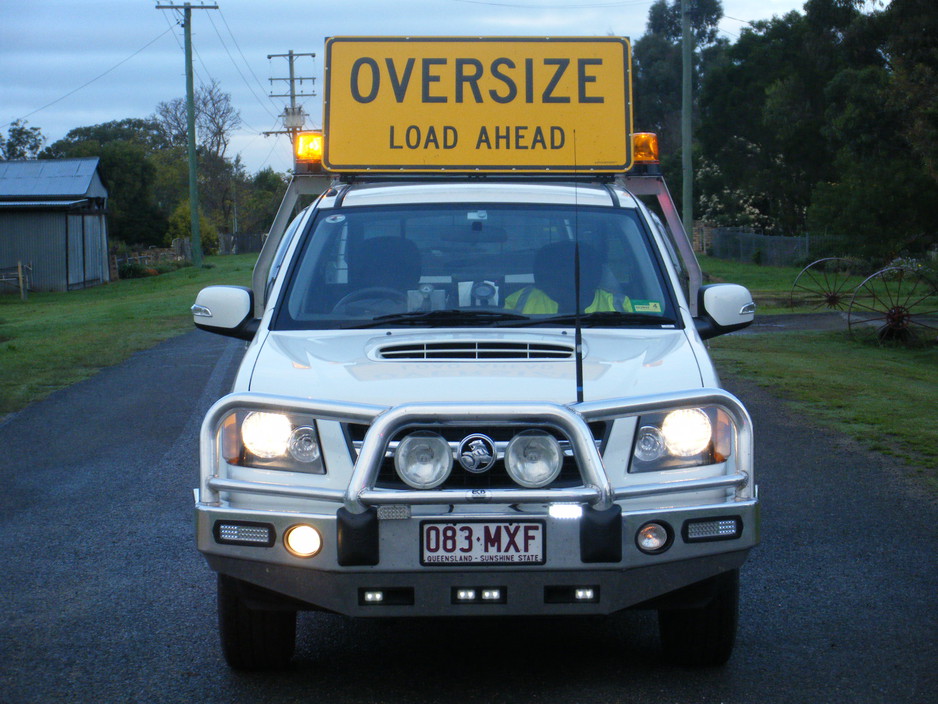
[191,37,758,671]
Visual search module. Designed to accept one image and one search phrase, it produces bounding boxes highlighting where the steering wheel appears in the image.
[331,287,407,316]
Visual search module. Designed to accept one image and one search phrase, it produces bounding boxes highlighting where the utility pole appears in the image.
[156,2,218,267]
[265,51,317,144]
[681,0,694,242]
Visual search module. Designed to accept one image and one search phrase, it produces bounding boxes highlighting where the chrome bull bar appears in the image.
[199,389,753,514]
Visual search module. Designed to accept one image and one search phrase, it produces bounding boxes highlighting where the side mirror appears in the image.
[191,286,259,340]
[694,283,755,340]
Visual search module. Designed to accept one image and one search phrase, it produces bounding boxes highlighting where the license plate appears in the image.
[421,521,545,566]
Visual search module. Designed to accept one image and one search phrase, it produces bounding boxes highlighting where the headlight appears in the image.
[661,408,712,456]
[221,410,325,474]
[504,430,563,488]
[242,412,293,458]
[394,431,453,489]
[630,407,732,473]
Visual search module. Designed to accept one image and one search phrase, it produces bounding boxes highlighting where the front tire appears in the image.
[658,568,739,666]
[217,574,296,670]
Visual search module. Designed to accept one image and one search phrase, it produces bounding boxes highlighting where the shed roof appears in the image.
[0,158,106,200]
[0,199,88,210]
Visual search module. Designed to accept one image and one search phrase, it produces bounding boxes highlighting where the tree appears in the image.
[0,119,45,160]
[632,0,726,205]
[154,79,242,160]
[42,118,168,155]
[239,167,288,234]
[42,120,169,246]
[696,0,877,234]
[883,0,938,185]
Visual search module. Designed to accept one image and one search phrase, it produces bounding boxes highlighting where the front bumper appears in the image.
[196,389,759,616]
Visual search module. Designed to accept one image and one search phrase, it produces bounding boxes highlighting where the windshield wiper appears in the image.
[340,309,531,329]
[507,311,677,327]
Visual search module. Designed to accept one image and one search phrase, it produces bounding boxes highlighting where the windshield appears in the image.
[273,202,677,330]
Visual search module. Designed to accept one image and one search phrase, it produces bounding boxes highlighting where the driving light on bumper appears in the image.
[636,522,671,554]
[394,431,453,489]
[284,524,323,557]
[504,430,562,488]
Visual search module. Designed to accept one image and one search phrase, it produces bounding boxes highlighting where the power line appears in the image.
[2,24,176,129]
[723,14,756,26]
[206,11,280,120]
[217,8,283,113]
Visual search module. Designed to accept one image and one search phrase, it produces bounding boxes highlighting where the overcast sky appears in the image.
[2,0,813,174]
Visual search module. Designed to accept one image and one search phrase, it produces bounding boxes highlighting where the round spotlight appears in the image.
[634,425,666,462]
[505,430,563,488]
[284,524,322,557]
[241,411,292,458]
[636,522,671,554]
[394,431,453,489]
[289,426,321,463]
[661,408,712,457]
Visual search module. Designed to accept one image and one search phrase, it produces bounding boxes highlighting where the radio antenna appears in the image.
[573,130,584,404]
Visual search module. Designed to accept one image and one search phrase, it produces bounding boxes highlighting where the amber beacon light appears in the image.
[632,132,660,164]
[295,131,324,164]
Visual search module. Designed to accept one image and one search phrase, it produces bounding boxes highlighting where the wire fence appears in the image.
[695,226,847,267]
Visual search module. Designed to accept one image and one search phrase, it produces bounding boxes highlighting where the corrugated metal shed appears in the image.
[0,158,109,292]
[0,158,107,200]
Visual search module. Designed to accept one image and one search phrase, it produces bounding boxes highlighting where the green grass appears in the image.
[710,330,938,488]
[698,255,805,313]
[0,254,256,415]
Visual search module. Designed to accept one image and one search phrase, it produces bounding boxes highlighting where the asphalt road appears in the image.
[1,329,935,704]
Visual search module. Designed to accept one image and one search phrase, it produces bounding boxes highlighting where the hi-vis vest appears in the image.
[504,287,633,314]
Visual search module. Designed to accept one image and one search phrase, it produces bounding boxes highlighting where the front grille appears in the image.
[346,422,606,491]
[376,341,574,361]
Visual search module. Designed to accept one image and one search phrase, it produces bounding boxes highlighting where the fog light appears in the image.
[575,588,595,601]
[636,522,671,554]
[481,589,502,601]
[283,524,322,557]
[505,430,562,488]
[363,590,384,603]
[394,431,453,489]
[456,589,477,602]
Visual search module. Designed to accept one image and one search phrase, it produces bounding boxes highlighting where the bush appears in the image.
[118,261,149,279]
[165,201,218,256]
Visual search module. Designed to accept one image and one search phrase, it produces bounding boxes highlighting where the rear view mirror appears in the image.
[694,284,755,339]
[191,286,259,340]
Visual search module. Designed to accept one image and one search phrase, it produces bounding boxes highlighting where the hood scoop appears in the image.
[376,340,575,361]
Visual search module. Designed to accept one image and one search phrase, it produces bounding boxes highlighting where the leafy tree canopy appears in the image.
[0,120,45,160]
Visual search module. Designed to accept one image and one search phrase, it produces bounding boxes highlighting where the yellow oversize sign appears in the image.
[323,37,632,173]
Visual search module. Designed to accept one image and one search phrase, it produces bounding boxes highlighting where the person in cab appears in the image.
[504,241,633,314]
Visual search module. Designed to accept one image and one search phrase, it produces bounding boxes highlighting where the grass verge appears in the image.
[698,255,804,314]
[0,254,256,416]
[710,329,938,489]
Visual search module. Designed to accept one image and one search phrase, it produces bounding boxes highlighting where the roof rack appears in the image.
[337,172,621,185]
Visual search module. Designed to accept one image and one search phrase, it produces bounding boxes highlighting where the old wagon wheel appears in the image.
[847,267,938,345]
[789,257,865,310]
